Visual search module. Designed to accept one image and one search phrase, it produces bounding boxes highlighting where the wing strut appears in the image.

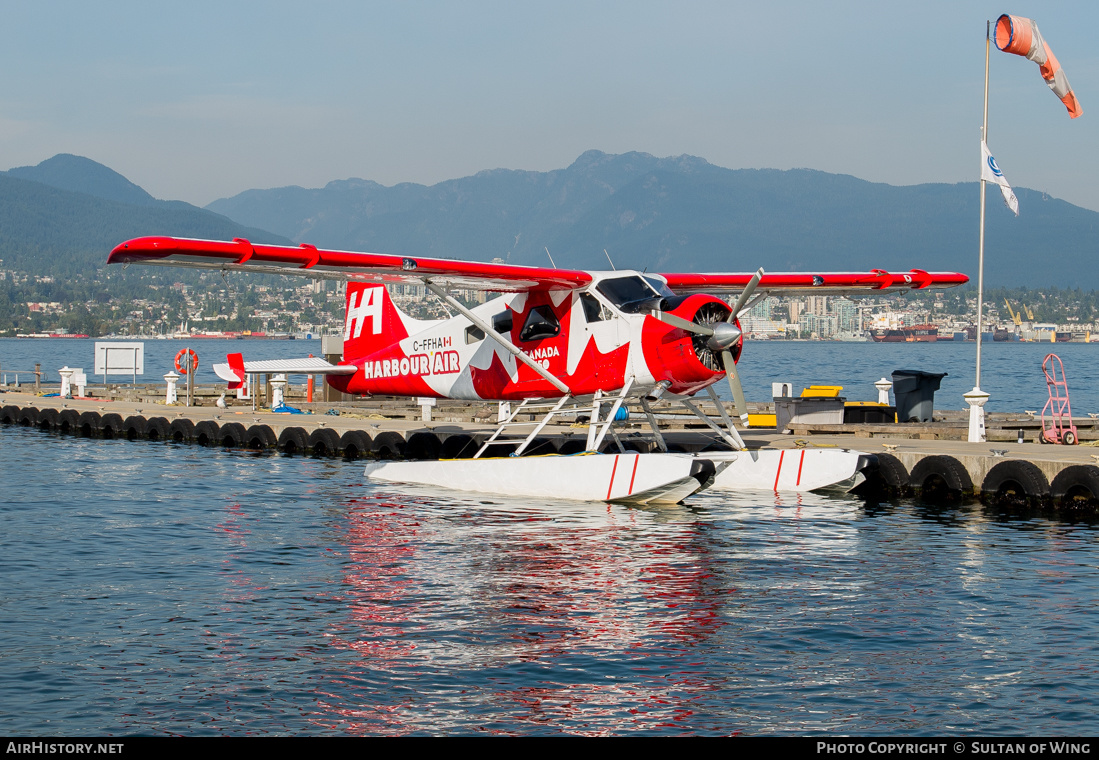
[422,279,571,396]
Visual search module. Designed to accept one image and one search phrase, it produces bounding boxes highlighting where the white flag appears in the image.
[981,140,1019,216]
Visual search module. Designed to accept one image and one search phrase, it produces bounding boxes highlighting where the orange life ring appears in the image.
[175,348,199,375]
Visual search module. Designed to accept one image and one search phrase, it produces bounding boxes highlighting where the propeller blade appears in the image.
[729,267,765,321]
[651,310,714,336]
[722,349,750,424]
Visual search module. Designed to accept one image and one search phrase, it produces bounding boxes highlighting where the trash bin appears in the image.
[890,369,947,422]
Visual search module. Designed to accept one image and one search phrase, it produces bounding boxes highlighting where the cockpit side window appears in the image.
[579,292,604,322]
[492,311,513,335]
[519,305,561,342]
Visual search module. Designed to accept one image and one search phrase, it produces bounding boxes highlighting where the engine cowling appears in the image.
[640,294,742,394]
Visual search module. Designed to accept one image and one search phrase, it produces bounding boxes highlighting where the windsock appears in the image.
[994,14,1081,119]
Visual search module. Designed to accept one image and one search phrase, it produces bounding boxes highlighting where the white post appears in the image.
[270,374,287,409]
[874,377,893,405]
[964,387,990,443]
[58,366,74,397]
[73,369,86,397]
[418,396,436,422]
[164,371,180,404]
[497,401,511,423]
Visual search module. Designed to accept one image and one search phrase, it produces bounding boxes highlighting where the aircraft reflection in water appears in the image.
[303,486,869,735]
[308,491,732,734]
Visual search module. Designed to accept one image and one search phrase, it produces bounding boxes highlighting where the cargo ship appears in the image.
[870,324,939,342]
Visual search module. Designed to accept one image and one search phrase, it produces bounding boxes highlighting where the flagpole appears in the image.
[977,21,989,387]
[965,21,992,443]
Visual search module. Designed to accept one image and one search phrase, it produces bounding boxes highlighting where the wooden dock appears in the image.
[4,387,1099,512]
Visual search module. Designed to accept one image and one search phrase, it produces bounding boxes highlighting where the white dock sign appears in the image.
[94,342,145,384]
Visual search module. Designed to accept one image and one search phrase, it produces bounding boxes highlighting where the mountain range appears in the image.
[3,150,1098,288]
[0,154,289,277]
[206,150,1099,288]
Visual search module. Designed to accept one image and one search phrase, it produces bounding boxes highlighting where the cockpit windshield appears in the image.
[644,276,675,298]
[596,276,662,313]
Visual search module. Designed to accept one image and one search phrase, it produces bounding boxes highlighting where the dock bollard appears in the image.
[58,367,74,397]
[271,375,287,408]
[964,387,990,443]
[164,371,180,405]
[874,378,892,405]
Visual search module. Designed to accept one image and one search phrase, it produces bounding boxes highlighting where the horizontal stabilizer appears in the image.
[213,356,357,382]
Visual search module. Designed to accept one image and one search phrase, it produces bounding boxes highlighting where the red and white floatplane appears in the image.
[109,236,966,504]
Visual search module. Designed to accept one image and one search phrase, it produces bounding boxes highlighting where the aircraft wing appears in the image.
[660,270,969,295]
[212,356,358,382]
[110,236,592,293]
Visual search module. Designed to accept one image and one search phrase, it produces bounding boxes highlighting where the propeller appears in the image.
[650,267,764,425]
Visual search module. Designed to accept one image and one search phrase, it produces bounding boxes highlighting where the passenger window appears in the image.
[580,293,604,322]
[465,324,485,344]
[492,311,513,335]
[519,305,561,342]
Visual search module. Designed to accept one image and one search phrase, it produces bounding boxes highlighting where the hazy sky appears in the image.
[1,1,1096,211]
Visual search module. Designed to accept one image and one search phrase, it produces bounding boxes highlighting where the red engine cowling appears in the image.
[640,293,742,395]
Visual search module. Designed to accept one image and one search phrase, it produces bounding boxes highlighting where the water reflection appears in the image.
[312,490,730,734]
[4,428,1099,735]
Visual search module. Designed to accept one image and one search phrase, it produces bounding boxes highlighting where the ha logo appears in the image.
[344,287,384,339]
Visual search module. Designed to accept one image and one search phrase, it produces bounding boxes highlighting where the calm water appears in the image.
[3,337,1098,413]
[2,426,1098,736]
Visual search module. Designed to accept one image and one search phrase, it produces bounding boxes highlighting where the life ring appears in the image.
[175,348,198,374]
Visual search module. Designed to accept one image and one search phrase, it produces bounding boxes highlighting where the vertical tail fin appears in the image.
[343,282,410,361]
[226,352,246,389]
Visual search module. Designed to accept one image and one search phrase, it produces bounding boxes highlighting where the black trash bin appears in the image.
[891,370,947,422]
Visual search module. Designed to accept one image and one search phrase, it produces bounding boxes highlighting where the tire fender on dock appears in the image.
[524,437,561,456]
[244,425,277,450]
[1,405,20,424]
[372,431,406,460]
[144,417,171,441]
[405,431,442,460]
[99,413,124,439]
[218,422,247,448]
[307,427,341,457]
[981,460,1050,508]
[193,420,221,446]
[855,452,910,500]
[169,418,195,442]
[77,411,102,437]
[122,416,147,441]
[558,438,588,456]
[909,455,973,503]
[338,430,373,460]
[439,434,478,459]
[58,409,80,434]
[36,408,59,431]
[17,407,39,427]
[1050,465,1099,511]
[277,426,309,454]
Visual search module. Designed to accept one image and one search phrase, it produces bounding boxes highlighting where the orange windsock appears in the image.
[995,14,1081,119]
